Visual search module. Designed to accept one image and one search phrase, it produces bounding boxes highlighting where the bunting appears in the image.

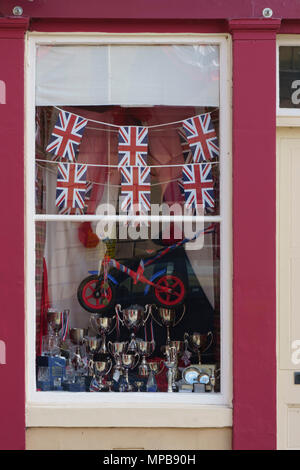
[46,110,88,162]
[182,114,219,163]
[118,126,148,168]
[182,163,215,214]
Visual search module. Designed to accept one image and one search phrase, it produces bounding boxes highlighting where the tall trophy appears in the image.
[115,304,151,352]
[152,305,186,345]
[44,308,69,356]
[184,331,213,364]
[90,314,116,355]
[163,345,178,393]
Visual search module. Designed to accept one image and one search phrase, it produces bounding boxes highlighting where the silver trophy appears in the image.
[152,305,186,345]
[136,340,155,377]
[69,328,88,373]
[93,357,112,391]
[84,336,101,375]
[120,352,139,392]
[163,345,178,393]
[47,309,62,337]
[90,314,116,354]
[115,304,151,352]
[108,341,128,380]
[184,331,213,364]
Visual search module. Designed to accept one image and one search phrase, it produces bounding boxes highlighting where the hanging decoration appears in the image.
[56,162,87,212]
[46,110,88,162]
[118,126,148,168]
[182,114,219,163]
[120,166,151,216]
[57,180,92,215]
[182,163,215,214]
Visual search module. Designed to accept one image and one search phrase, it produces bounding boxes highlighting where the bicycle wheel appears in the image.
[153,274,186,307]
[77,275,115,314]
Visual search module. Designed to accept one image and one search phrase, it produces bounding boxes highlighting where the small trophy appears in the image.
[115,304,151,352]
[90,314,116,354]
[84,336,101,375]
[151,305,185,345]
[184,331,213,364]
[137,340,155,377]
[69,328,88,373]
[108,341,128,382]
[93,356,112,391]
[119,352,139,392]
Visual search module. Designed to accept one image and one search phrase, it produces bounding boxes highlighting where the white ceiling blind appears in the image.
[36,44,219,107]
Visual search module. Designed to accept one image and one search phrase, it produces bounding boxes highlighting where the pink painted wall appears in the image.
[0,18,28,450]
[230,19,279,450]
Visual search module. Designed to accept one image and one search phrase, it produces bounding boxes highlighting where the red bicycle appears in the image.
[77,226,214,314]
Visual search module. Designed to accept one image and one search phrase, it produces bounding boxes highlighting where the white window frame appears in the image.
[277,35,300,119]
[25,32,232,428]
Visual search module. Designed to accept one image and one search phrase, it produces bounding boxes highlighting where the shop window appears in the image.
[29,38,230,402]
[279,45,300,109]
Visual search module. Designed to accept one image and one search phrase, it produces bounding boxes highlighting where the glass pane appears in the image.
[279,46,300,108]
[35,105,220,216]
[35,221,221,393]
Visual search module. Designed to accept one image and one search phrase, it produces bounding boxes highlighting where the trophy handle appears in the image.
[150,304,163,327]
[143,304,152,325]
[106,359,113,376]
[203,331,213,353]
[151,339,156,354]
[115,304,124,325]
[107,341,113,356]
[157,359,165,376]
[174,304,186,327]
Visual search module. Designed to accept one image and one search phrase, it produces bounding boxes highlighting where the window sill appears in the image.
[26,400,232,428]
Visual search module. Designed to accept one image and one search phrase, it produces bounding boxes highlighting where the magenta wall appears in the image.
[0,1,290,450]
[0,18,28,450]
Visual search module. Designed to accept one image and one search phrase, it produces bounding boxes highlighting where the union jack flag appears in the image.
[56,163,87,212]
[182,163,215,214]
[120,166,150,215]
[182,113,219,163]
[118,126,148,168]
[46,110,88,162]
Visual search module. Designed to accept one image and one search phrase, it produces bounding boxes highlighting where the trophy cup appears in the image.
[90,314,116,355]
[47,309,63,337]
[151,305,186,345]
[69,328,88,373]
[84,336,101,375]
[134,381,144,392]
[137,340,155,377]
[163,345,178,393]
[93,356,112,391]
[108,341,128,381]
[115,304,151,352]
[184,331,213,364]
[119,352,140,392]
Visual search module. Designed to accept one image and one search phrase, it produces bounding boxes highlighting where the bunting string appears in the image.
[53,106,219,130]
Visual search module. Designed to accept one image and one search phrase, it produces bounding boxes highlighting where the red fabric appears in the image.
[39,257,50,355]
